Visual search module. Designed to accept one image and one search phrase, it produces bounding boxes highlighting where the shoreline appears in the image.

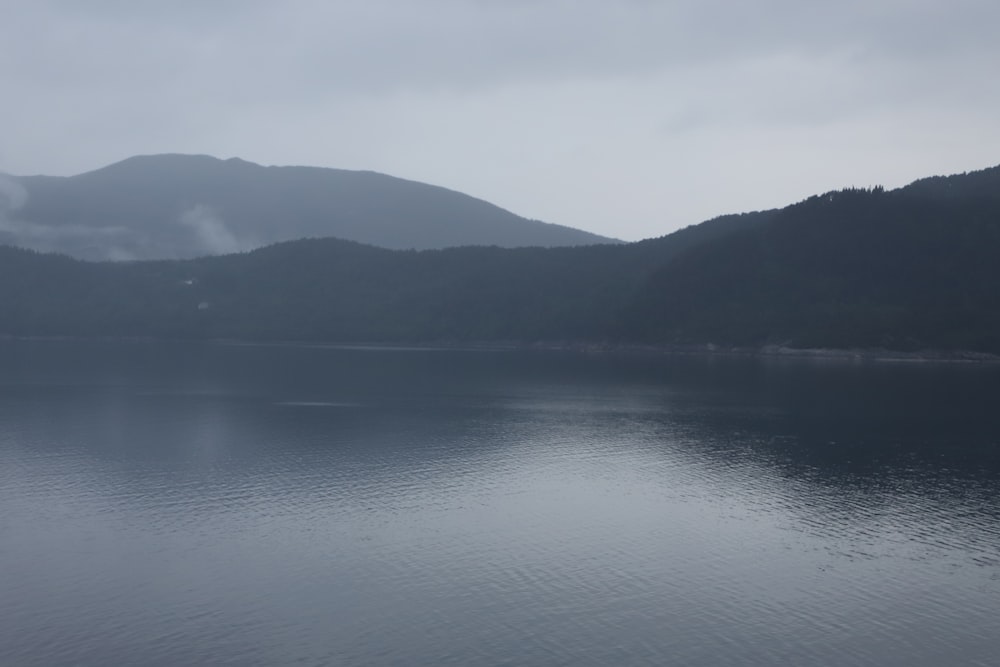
[521,341,1000,363]
[4,334,999,363]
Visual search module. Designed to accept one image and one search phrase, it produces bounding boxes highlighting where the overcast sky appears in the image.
[3,1,998,241]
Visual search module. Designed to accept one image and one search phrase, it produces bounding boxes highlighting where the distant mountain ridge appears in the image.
[0,154,617,260]
[1,162,999,355]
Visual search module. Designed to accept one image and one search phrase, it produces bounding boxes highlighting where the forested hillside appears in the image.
[2,165,999,354]
[626,171,1000,351]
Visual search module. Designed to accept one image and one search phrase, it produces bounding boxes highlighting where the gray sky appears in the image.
[3,0,999,241]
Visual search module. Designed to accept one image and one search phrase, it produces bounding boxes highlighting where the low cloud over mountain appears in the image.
[2,154,616,260]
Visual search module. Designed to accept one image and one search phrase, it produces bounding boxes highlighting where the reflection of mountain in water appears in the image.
[2,339,998,666]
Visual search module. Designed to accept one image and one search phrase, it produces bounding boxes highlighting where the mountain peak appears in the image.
[5,154,618,260]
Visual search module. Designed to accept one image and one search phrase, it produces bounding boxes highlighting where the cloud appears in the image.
[0,215,134,260]
[2,1,999,241]
[178,204,247,256]
[0,175,139,259]
[17,0,995,95]
[0,179,248,260]
[0,217,125,242]
[0,175,28,212]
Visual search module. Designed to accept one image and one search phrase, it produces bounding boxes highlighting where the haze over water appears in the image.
[1,340,998,666]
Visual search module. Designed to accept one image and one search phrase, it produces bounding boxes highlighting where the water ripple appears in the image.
[1,342,999,666]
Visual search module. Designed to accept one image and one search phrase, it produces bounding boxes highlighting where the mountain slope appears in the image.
[0,154,617,260]
[624,165,1000,351]
[1,163,998,354]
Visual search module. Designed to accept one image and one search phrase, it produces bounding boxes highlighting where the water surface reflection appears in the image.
[1,340,998,666]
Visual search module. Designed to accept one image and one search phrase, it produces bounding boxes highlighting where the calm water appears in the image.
[1,340,998,666]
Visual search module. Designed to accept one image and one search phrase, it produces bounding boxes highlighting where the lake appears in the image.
[1,339,998,666]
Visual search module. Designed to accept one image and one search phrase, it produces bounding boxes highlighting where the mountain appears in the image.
[1,163,998,354]
[625,165,1000,351]
[0,209,772,342]
[0,154,617,260]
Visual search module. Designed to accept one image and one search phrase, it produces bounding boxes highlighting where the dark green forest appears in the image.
[2,165,999,353]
